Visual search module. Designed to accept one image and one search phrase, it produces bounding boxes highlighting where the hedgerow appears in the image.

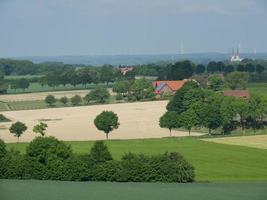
[0,139,195,183]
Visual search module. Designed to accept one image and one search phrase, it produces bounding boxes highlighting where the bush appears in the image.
[118,152,195,182]
[59,96,68,105]
[91,152,195,183]
[0,114,10,122]
[70,95,82,106]
[45,95,56,106]
[0,140,195,183]
[0,149,26,179]
[89,141,113,164]
[26,136,72,165]
[0,139,7,158]
[115,93,123,101]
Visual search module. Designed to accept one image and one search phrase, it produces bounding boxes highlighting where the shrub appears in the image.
[0,139,7,158]
[115,93,123,101]
[45,95,56,106]
[91,152,195,183]
[118,152,195,182]
[59,96,68,105]
[70,95,82,106]
[44,155,90,181]
[84,86,110,104]
[89,141,113,164]
[26,136,72,165]
[0,114,10,122]
[0,149,26,179]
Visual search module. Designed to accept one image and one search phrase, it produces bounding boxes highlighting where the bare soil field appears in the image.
[0,89,114,102]
[0,101,203,143]
[202,135,267,149]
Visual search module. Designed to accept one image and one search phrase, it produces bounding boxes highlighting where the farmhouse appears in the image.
[223,90,250,99]
[152,80,187,95]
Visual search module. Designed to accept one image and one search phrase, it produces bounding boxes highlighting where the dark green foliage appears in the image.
[89,141,113,164]
[84,86,110,103]
[26,136,72,165]
[0,139,195,183]
[129,78,154,101]
[9,121,27,142]
[0,139,7,158]
[45,95,56,106]
[59,96,68,105]
[0,149,25,179]
[70,95,82,106]
[44,156,89,181]
[94,111,120,139]
[92,152,195,182]
[0,114,10,122]
[208,74,223,91]
[166,81,199,113]
[166,61,194,80]
[159,111,180,136]
[195,64,205,74]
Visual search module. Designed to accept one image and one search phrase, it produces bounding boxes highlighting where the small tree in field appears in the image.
[94,111,119,139]
[33,122,48,137]
[59,96,68,105]
[9,121,27,142]
[45,95,56,106]
[159,111,180,136]
[71,95,82,106]
[89,141,113,163]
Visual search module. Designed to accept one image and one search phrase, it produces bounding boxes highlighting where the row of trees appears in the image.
[0,138,194,182]
[195,61,265,75]
[160,81,267,135]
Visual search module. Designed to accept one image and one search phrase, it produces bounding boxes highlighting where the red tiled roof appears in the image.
[152,80,187,91]
[223,90,250,98]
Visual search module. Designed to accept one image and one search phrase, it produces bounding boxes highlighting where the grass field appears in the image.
[6,137,267,182]
[248,82,267,96]
[6,82,112,94]
[1,180,267,200]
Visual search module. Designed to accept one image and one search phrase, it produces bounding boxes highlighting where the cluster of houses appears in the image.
[152,80,250,98]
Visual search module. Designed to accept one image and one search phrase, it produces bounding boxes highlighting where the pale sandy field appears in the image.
[202,135,267,149]
[0,89,114,102]
[0,101,203,143]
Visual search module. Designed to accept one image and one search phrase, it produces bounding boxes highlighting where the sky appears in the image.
[0,0,267,57]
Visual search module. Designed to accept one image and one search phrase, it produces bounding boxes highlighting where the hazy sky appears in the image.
[0,0,267,57]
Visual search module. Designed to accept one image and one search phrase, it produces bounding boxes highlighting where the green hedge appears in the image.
[0,138,195,183]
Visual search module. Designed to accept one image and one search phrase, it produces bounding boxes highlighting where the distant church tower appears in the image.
[230,48,243,62]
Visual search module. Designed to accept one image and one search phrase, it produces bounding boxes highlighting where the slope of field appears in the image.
[0,101,202,143]
[1,180,267,200]
[202,135,267,149]
[7,137,267,182]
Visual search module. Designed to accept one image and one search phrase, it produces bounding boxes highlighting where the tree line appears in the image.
[0,137,194,182]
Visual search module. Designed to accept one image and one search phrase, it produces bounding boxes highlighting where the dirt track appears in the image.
[0,101,203,143]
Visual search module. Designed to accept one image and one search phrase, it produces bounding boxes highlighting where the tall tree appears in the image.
[195,64,205,74]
